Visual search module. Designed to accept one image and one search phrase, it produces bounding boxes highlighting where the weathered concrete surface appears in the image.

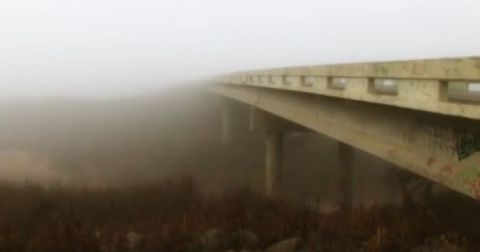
[249,107,306,133]
[236,57,480,80]
[220,57,480,120]
[211,84,480,200]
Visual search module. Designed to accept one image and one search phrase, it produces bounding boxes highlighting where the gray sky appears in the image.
[1,0,479,98]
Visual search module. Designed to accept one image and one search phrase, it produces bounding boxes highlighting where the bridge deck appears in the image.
[219,57,480,120]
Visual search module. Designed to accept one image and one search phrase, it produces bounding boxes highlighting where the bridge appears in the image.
[211,57,480,207]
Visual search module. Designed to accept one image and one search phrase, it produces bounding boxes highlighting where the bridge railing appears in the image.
[218,57,480,120]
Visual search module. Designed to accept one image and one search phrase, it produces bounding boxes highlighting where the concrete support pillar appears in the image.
[265,132,283,196]
[221,99,234,143]
[338,142,354,212]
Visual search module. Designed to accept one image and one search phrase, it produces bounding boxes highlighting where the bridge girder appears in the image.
[212,84,480,200]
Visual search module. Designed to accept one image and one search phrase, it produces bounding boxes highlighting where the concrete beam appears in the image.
[249,107,307,132]
[212,84,480,200]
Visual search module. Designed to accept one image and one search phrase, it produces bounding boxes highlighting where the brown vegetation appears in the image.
[0,177,478,252]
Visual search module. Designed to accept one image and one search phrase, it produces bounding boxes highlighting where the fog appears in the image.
[0,0,478,198]
[0,87,403,206]
[1,2,480,250]
[1,0,480,98]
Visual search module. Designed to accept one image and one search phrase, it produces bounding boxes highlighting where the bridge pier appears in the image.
[265,132,283,197]
[249,107,305,196]
[221,98,235,143]
[338,142,354,212]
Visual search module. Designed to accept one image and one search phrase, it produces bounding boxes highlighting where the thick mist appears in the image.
[0,0,476,204]
[1,2,480,251]
[0,86,407,208]
[1,0,480,98]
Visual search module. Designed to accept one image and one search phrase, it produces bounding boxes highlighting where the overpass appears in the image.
[211,57,480,207]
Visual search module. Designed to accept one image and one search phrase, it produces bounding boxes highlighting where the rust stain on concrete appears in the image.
[468,178,480,199]
[440,165,454,175]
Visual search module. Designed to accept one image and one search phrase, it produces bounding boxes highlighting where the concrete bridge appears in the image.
[211,57,480,207]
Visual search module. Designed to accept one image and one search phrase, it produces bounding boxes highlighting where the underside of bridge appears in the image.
[213,84,480,203]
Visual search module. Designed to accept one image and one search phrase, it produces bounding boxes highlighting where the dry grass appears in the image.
[0,177,478,252]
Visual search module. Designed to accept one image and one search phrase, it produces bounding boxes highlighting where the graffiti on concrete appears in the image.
[416,117,480,161]
[455,131,480,161]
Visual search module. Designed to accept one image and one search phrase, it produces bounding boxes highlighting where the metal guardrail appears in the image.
[218,57,480,120]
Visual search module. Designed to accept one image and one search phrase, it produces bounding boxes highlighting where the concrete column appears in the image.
[221,99,234,143]
[265,132,283,196]
[338,142,354,212]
